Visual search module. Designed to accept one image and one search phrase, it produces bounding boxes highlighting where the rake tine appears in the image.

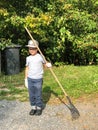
[66,96,80,120]
[58,96,80,120]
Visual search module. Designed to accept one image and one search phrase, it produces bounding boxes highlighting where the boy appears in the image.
[25,39,52,116]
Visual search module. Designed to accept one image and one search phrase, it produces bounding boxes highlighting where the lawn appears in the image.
[0,65,98,102]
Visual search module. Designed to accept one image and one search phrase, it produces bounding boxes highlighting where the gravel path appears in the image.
[0,99,98,130]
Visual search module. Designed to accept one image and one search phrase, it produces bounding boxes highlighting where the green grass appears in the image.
[0,65,98,102]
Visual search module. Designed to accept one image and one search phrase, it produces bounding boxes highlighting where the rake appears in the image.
[25,27,80,119]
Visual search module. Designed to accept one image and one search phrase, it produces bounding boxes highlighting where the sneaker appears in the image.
[29,109,36,115]
[35,109,42,116]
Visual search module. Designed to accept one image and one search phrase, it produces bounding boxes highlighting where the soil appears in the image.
[0,95,98,130]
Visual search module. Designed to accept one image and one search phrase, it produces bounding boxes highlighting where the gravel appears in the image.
[0,99,98,130]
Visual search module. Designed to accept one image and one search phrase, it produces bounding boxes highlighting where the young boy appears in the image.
[25,39,52,116]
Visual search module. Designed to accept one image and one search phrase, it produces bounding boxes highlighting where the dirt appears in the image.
[0,95,98,130]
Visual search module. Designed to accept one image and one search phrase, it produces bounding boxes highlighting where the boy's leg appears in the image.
[28,78,36,108]
[34,78,43,113]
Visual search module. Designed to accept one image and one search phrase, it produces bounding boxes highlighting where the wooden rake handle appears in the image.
[25,27,68,97]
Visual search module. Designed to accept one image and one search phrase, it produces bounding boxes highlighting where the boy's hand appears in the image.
[46,62,52,68]
[25,78,28,88]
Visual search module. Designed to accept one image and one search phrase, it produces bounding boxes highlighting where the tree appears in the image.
[0,0,98,65]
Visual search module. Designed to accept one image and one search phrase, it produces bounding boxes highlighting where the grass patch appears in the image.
[0,65,98,102]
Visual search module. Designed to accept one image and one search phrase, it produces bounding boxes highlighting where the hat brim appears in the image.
[26,45,37,48]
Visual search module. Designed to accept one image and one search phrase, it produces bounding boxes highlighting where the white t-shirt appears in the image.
[26,53,45,79]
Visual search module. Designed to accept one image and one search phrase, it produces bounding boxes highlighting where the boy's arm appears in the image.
[25,66,29,88]
[25,66,29,79]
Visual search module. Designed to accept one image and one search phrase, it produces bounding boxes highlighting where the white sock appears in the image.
[37,106,41,110]
[32,106,36,110]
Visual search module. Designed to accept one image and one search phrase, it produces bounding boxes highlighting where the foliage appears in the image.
[0,39,12,50]
[0,0,98,65]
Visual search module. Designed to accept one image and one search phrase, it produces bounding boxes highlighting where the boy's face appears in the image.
[29,47,38,55]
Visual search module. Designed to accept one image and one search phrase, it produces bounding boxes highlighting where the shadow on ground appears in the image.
[43,86,80,120]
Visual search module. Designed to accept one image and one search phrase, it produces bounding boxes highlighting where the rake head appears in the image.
[66,96,80,120]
